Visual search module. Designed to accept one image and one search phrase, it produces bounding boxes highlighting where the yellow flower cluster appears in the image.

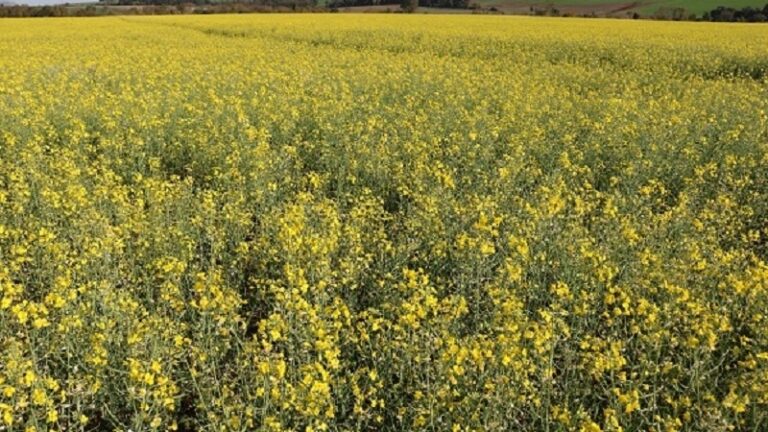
[1,13,768,431]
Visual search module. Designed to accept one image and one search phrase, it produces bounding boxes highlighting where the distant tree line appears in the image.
[652,3,768,21]
[329,0,466,9]
[2,0,768,19]
[0,4,110,16]
[413,0,468,8]
[703,4,768,21]
[322,0,393,8]
[0,1,323,16]
[107,0,317,7]
[326,0,399,9]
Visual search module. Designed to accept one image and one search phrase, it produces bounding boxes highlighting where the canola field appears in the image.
[1,14,768,432]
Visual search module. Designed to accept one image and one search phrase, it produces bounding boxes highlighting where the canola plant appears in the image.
[1,14,768,432]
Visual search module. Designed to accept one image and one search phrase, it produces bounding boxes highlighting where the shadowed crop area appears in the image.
[1,14,768,432]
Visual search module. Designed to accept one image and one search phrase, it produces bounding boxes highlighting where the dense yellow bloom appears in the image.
[1,13,767,432]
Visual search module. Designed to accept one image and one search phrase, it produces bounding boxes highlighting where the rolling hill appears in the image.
[468,0,766,17]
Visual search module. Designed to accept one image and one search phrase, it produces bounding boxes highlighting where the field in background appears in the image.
[463,0,766,17]
[1,14,768,432]
[4,0,767,18]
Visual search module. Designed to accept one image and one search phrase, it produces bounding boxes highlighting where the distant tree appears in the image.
[414,0,467,8]
[400,0,416,12]
[705,4,768,21]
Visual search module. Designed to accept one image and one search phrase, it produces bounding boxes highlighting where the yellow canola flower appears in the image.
[0,12,766,432]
